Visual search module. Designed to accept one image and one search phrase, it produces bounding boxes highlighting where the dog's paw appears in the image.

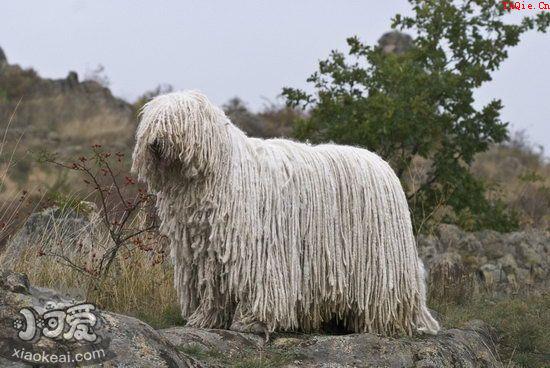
[230,316,270,342]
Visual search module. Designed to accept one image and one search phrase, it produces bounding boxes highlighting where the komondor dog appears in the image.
[132,90,440,337]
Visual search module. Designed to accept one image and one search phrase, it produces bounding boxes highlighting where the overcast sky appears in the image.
[1,1,548,153]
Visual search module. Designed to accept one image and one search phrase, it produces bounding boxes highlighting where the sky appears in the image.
[1,1,549,153]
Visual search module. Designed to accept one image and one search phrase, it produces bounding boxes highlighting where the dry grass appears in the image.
[10,244,181,328]
[434,292,550,368]
[4,205,182,329]
[59,115,129,142]
[0,102,45,247]
[472,132,550,229]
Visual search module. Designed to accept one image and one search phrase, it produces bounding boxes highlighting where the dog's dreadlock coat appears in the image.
[132,90,440,336]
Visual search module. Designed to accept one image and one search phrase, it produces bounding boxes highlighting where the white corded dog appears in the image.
[132,90,440,338]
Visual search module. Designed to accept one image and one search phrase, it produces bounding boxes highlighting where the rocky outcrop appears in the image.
[0,271,503,367]
[0,271,199,367]
[161,323,501,367]
[0,48,135,156]
[420,224,549,300]
[378,31,414,55]
[0,47,6,65]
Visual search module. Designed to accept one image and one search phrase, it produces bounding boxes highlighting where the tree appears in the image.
[223,97,266,137]
[283,0,549,232]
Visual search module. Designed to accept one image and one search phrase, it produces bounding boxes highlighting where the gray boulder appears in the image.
[0,271,200,367]
[160,321,501,367]
[378,31,414,55]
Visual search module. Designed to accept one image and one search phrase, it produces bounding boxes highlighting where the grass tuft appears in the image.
[434,292,550,368]
[10,244,182,329]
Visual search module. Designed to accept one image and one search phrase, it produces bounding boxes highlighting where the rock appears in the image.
[0,46,6,65]
[498,253,518,275]
[436,224,485,253]
[420,226,549,294]
[0,272,29,294]
[162,326,263,356]
[497,254,520,290]
[459,233,484,253]
[378,31,414,55]
[416,234,439,262]
[518,240,540,265]
[0,205,99,271]
[159,322,502,367]
[66,71,79,85]
[0,271,200,367]
[437,224,466,249]
[478,263,503,288]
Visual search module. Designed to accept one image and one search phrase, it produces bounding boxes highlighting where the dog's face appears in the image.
[132,90,231,189]
[147,137,176,171]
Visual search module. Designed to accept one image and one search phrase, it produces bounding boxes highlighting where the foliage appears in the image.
[0,65,39,102]
[283,0,549,232]
[223,97,266,137]
[12,145,177,326]
[38,145,158,280]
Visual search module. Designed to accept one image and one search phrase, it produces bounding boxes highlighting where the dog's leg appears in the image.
[230,303,270,342]
[185,295,234,329]
[185,271,234,329]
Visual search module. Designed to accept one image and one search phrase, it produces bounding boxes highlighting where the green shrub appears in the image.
[283,0,549,232]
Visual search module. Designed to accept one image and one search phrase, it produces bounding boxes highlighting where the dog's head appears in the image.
[131,90,232,191]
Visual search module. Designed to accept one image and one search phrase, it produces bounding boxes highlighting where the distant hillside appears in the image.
[0,47,137,201]
[0,47,135,154]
